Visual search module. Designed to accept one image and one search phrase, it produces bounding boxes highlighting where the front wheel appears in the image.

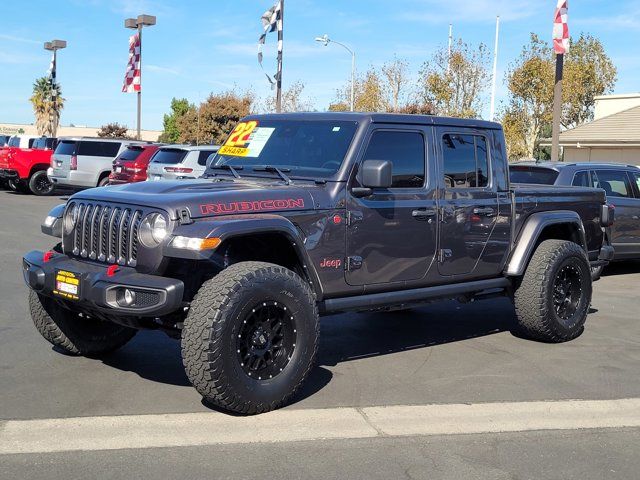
[28,170,55,196]
[181,262,319,415]
[29,291,137,356]
[514,240,592,343]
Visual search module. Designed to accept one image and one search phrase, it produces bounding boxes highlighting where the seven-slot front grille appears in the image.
[71,203,143,267]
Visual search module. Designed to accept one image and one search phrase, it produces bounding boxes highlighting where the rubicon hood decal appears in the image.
[200,198,305,215]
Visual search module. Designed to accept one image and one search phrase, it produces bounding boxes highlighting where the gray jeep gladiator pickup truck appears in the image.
[23,113,614,414]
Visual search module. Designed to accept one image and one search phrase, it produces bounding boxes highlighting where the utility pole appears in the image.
[44,40,66,137]
[489,16,500,122]
[447,24,453,74]
[315,34,356,111]
[551,54,564,162]
[125,14,156,140]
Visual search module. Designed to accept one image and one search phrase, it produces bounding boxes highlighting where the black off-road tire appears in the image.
[29,290,137,356]
[181,261,319,415]
[514,240,592,343]
[28,170,55,196]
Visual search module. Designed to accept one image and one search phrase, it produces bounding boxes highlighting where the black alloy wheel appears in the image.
[552,263,583,323]
[236,301,297,380]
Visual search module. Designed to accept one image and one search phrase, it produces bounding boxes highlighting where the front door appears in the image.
[346,126,438,286]
[436,129,500,277]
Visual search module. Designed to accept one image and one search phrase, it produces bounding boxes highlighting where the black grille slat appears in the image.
[68,203,148,266]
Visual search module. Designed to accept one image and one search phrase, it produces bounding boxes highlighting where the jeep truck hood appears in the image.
[70,178,318,220]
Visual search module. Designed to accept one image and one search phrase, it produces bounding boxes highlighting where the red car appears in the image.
[0,137,57,195]
[108,144,161,185]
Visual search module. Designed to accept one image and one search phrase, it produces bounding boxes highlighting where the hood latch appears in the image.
[177,208,194,225]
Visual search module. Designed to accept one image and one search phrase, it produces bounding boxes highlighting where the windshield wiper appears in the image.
[208,164,244,178]
[253,165,292,185]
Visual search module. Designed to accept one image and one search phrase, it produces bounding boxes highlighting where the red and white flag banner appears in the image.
[553,0,569,54]
[122,33,141,93]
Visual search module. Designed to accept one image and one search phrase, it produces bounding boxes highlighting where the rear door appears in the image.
[436,128,502,277]
[77,141,121,185]
[192,149,217,178]
[593,169,638,257]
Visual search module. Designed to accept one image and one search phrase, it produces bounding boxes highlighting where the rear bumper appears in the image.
[47,168,96,188]
[22,250,184,317]
[0,168,19,180]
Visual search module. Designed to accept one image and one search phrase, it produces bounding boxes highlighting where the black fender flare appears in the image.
[505,210,587,276]
[164,214,324,299]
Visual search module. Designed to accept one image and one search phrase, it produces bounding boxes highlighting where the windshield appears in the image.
[208,119,359,179]
[509,166,559,185]
[151,148,188,165]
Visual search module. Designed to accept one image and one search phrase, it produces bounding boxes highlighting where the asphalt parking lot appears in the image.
[1,188,640,479]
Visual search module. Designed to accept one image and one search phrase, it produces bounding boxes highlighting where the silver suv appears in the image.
[48,137,144,188]
[146,145,219,181]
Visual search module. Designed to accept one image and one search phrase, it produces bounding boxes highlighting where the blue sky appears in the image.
[1,0,639,131]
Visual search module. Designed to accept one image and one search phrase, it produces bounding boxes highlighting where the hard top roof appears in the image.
[245,111,502,130]
[511,161,640,171]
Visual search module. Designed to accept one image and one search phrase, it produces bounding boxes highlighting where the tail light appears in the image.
[70,155,78,171]
[164,166,193,174]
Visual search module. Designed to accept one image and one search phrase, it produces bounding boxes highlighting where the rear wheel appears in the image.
[97,176,110,187]
[514,240,592,343]
[28,170,54,196]
[29,290,136,356]
[181,261,319,415]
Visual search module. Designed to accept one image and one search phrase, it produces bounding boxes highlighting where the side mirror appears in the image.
[361,159,392,188]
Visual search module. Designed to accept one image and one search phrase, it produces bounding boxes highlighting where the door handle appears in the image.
[473,207,495,216]
[412,208,437,219]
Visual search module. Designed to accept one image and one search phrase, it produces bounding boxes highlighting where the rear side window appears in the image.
[78,141,121,157]
[151,149,188,165]
[572,171,592,187]
[117,146,145,162]
[8,137,20,147]
[509,166,559,185]
[28,138,36,148]
[54,141,77,155]
[593,170,632,198]
[363,131,425,188]
[631,171,640,198]
[442,134,489,188]
[32,138,46,150]
[197,150,217,166]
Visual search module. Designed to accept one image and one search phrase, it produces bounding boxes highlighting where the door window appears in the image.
[593,170,632,198]
[197,150,216,166]
[630,171,640,198]
[572,170,592,187]
[442,134,489,188]
[362,131,425,188]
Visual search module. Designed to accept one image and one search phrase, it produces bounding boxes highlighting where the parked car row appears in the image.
[0,134,220,195]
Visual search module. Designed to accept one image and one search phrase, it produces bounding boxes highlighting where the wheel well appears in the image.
[219,233,308,279]
[97,170,111,185]
[535,223,585,250]
[28,164,49,179]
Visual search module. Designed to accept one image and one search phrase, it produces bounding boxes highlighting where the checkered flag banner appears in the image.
[122,33,141,93]
[46,53,55,79]
[553,0,569,54]
[258,0,283,88]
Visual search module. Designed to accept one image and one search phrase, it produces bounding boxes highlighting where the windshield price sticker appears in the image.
[219,121,274,158]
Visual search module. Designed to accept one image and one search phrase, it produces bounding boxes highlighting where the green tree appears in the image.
[502,33,617,160]
[177,90,254,145]
[97,123,132,139]
[329,68,389,112]
[417,39,490,118]
[381,56,410,112]
[158,98,192,143]
[29,77,64,137]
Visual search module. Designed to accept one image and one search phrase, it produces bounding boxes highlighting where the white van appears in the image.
[48,137,144,188]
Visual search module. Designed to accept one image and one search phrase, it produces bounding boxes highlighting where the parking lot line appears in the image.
[2,398,639,455]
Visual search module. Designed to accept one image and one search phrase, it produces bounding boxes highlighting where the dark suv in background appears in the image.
[510,162,640,272]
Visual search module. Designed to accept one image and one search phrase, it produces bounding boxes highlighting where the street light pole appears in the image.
[315,34,355,112]
[125,14,156,141]
[44,40,66,137]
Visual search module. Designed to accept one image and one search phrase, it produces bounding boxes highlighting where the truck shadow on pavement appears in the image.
[95,298,518,409]
[602,260,640,277]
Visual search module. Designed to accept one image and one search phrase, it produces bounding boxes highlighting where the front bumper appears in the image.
[22,250,184,317]
[0,168,19,180]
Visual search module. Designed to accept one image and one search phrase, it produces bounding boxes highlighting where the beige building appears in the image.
[554,93,640,166]
[0,122,162,142]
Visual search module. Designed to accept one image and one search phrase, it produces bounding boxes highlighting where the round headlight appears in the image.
[139,213,168,247]
[63,203,78,234]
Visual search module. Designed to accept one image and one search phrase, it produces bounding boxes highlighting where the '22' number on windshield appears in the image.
[225,121,258,147]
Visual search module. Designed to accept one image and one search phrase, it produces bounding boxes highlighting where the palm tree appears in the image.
[29,77,65,137]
